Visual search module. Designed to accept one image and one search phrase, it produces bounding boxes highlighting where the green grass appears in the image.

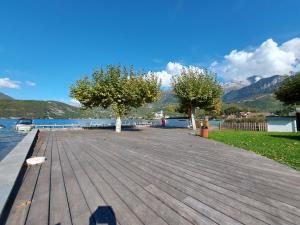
[208,131,300,171]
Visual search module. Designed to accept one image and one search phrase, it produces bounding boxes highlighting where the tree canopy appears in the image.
[275,73,300,105]
[70,65,161,132]
[172,67,223,129]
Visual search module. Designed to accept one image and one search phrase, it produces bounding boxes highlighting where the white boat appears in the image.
[0,124,5,129]
[15,118,35,132]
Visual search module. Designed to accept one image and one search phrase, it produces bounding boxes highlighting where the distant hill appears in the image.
[221,75,287,112]
[151,90,178,108]
[0,100,81,118]
[223,75,286,103]
[221,75,288,112]
[0,91,14,100]
[233,94,284,112]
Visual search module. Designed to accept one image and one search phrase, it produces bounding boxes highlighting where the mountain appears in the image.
[222,75,287,112]
[0,91,14,100]
[152,90,178,107]
[223,75,286,103]
[246,75,262,84]
[0,100,81,118]
[231,94,284,112]
[222,81,247,94]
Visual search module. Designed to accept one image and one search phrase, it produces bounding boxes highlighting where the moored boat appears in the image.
[15,118,35,132]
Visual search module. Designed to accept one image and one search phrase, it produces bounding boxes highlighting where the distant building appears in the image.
[266,116,298,132]
[154,110,164,119]
[239,112,271,118]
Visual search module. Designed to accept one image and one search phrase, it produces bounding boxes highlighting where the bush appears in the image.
[224,116,265,123]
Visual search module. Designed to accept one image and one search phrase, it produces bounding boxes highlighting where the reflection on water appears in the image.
[0,119,26,161]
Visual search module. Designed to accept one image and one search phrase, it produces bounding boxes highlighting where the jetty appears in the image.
[1,128,300,225]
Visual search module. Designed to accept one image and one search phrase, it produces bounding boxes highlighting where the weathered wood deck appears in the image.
[3,128,300,225]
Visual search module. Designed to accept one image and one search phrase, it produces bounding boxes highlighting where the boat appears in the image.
[15,118,35,132]
[0,124,5,129]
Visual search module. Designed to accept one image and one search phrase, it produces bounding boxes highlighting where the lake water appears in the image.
[0,118,114,161]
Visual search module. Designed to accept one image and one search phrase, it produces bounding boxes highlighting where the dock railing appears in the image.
[35,120,153,130]
[35,124,82,129]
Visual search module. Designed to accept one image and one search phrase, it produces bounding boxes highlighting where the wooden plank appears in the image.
[113,132,300,195]
[109,128,300,181]
[83,145,193,225]
[88,134,300,213]
[91,141,270,225]
[145,184,218,225]
[57,137,91,225]
[83,139,260,224]
[107,142,300,218]
[183,196,242,225]
[48,134,72,225]
[25,132,52,225]
[5,128,300,225]
[146,165,295,224]
[82,152,171,225]
[95,140,296,225]
[133,149,300,216]
[69,141,143,225]
[62,139,120,225]
[85,141,188,201]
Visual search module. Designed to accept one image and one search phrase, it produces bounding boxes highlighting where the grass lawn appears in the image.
[208,130,300,171]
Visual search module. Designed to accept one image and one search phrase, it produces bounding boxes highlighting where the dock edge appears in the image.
[0,129,39,222]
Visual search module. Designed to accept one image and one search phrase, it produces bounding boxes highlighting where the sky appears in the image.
[0,0,300,105]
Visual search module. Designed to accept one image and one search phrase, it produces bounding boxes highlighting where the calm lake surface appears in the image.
[0,118,114,161]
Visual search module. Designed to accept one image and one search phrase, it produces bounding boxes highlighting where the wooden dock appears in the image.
[2,128,300,225]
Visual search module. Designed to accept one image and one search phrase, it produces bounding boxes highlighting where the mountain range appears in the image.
[0,94,81,118]
[0,92,14,100]
[222,75,286,111]
[223,75,285,102]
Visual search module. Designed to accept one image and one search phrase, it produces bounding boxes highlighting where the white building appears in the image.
[266,116,298,132]
[154,110,164,119]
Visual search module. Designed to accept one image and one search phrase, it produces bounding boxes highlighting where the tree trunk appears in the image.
[191,111,196,130]
[115,116,122,133]
[189,106,196,130]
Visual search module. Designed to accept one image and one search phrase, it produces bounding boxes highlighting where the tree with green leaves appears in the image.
[70,65,161,132]
[172,67,223,130]
[275,73,300,105]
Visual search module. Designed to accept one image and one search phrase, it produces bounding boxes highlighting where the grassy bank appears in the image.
[208,131,300,171]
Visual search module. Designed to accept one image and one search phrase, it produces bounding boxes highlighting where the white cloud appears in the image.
[25,81,36,86]
[150,62,203,87]
[0,77,21,89]
[211,38,300,82]
[69,98,81,107]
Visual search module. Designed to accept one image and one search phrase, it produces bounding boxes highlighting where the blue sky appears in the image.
[0,0,300,104]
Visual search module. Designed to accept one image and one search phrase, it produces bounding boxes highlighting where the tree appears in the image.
[70,65,161,132]
[172,67,223,130]
[275,73,300,105]
[223,105,241,116]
